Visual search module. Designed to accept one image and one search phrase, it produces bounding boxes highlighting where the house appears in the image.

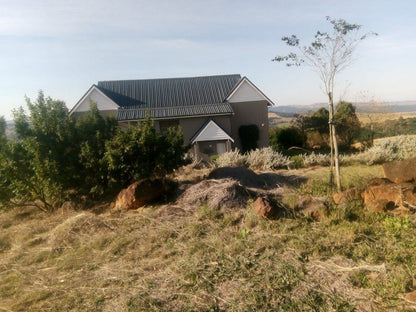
[70,74,274,159]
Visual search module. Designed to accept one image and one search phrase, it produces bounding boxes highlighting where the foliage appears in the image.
[0,93,188,210]
[269,126,305,151]
[238,124,259,153]
[273,16,377,191]
[76,104,118,195]
[214,149,246,168]
[245,147,292,170]
[0,92,78,210]
[335,101,361,147]
[105,117,187,187]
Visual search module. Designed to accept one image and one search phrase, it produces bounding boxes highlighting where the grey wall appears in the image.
[229,100,269,150]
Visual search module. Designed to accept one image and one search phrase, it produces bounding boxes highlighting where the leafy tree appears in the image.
[0,116,6,151]
[270,126,305,151]
[105,117,187,187]
[3,91,78,210]
[273,16,377,191]
[76,103,118,195]
[238,124,259,153]
[334,101,360,148]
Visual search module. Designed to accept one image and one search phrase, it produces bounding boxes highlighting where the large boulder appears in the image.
[383,158,416,184]
[361,180,416,213]
[114,179,164,210]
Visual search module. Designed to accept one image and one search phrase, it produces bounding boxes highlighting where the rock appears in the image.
[114,178,164,210]
[332,188,360,205]
[383,158,416,184]
[297,196,326,220]
[253,196,275,218]
[361,181,416,213]
[404,290,416,304]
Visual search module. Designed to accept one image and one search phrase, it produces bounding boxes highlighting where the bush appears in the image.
[214,150,246,168]
[270,127,305,151]
[301,152,331,167]
[246,147,291,170]
[105,117,188,187]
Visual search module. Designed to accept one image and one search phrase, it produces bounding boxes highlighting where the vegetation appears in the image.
[273,16,377,191]
[0,92,187,211]
[1,163,415,311]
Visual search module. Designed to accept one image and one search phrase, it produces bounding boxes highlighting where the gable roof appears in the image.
[97,74,242,108]
[191,119,234,144]
[226,77,275,106]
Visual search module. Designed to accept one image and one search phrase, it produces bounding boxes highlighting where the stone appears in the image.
[253,196,275,219]
[382,158,416,184]
[404,290,416,304]
[114,178,164,210]
[332,188,360,205]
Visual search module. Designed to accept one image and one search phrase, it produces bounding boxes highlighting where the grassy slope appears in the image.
[1,165,416,311]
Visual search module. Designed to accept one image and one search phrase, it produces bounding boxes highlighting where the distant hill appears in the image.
[270,101,416,116]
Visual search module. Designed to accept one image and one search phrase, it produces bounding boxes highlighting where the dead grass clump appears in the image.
[48,212,109,249]
[178,178,252,210]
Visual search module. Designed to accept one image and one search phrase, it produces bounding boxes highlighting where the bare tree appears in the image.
[273,16,377,192]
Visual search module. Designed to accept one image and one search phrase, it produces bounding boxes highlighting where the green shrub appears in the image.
[105,117,188,187]
[290,155,304,169]
[270,126,305,151]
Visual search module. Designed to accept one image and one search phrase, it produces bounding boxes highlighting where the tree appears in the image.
[0,116,6,151]
[4,91,78,210]
[105,117,188,187]
[273,17,377,191]
[270,126,305,151]
[76,103,118,195]
[334,101,360,148]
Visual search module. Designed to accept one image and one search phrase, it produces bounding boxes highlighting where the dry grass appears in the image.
[1,165,416,311]
[358,112,416,125]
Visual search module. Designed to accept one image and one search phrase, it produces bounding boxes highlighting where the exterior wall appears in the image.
[73,87,119,113]
[229,100,269,150]
[178,116,232,145]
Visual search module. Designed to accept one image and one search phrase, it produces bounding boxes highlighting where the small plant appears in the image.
[214,149,246,167]
[246,147,292,170]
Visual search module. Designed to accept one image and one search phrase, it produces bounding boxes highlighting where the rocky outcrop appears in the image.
[114,179,164,210]
[382,157,416,183]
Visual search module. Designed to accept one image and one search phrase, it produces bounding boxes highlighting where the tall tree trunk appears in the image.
[328,92,342,192]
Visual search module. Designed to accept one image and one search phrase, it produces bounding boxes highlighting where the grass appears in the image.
[1,164,416,311]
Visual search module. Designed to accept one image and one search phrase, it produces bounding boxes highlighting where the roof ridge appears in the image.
[98,74,241,84]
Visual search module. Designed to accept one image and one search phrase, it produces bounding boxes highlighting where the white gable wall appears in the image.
[192,120,233,143]
[227,80,265,103]
[72,87,119,113]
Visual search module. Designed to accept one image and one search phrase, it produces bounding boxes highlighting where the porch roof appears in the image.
[191,119,234,144]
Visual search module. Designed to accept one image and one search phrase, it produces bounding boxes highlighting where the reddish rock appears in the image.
[383,158,416,184]
[253,196,275,219]
[332,188,360,205]
[114,179,164,210]
[404,290,416,304]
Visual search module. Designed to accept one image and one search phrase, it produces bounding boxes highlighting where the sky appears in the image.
[0,0,415,119]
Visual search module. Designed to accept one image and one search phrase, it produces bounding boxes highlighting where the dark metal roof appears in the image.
[116,103,233,121]
[97,74,242,109]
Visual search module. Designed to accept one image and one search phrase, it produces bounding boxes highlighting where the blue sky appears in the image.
[1,0,415,119]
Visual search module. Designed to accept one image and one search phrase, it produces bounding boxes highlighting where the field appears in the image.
[1,164,416,311]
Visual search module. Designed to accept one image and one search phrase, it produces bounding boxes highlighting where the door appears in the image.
[216,142,226,154]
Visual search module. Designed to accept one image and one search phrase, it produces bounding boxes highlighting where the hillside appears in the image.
[1,164,416,311]
[270,101,416,116]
